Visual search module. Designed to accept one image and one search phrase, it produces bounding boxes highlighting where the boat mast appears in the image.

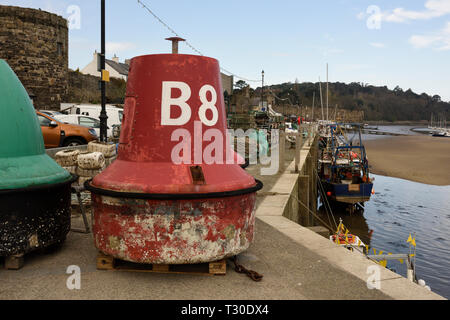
[319,78,324,120]
[312,91,315,122]
[326,63,329,122]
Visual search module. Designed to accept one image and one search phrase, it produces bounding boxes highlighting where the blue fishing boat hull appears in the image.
[323,181,373,204]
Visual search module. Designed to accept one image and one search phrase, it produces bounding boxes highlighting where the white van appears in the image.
[61,104,123,127]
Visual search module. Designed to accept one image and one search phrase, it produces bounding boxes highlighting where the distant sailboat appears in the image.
[430,113,449,137]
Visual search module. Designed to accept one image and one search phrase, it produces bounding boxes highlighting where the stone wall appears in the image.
[221,73,233,96]
[68,70,127,105]
[0,5,68,110]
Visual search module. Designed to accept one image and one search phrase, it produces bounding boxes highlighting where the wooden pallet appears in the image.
[3,254,24,270]
[96,252,227,276]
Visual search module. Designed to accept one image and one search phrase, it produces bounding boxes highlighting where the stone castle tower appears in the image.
[0,5,68,110]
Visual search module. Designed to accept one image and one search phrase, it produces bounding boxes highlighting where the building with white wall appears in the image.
[81,51,233,94]
[81,51,129,81]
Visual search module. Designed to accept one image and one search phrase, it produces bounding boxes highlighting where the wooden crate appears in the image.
[97,252,227,276]
[3,254,24,270]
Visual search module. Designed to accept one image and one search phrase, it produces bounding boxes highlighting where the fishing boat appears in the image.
[318,123,374,207]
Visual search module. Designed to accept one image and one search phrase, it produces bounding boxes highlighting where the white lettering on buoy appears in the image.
[161,82,218,127]
[161,81,192,126]
[198,84,218,127]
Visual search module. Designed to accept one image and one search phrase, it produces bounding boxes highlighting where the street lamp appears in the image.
[99,0,108,142]
[261,70,265,112]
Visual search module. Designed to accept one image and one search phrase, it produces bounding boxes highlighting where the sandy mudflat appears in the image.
[364,135,450,186]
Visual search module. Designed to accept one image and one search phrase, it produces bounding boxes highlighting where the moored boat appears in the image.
[330,219,367,253]
[319,123,374,206]
[431,130,450,137]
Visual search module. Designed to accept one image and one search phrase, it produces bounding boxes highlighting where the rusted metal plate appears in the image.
[190,166,206,185]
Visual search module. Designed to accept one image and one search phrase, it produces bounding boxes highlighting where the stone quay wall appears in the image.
[0,5,68,110]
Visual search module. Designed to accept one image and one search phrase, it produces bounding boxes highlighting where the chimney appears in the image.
[112,54,119,63]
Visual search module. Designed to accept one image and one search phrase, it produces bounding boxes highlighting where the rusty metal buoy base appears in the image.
[96,252,227,276]
[91,192,257,265]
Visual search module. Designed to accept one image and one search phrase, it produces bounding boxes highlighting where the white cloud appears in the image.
[106,42,136,54]
[426,0,450,13]
[409,21,450,50]
[381,0,450,23]
[369,42,386,48]
[409,35,441,47]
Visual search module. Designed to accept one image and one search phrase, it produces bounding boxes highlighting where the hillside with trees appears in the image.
[241,81,449,122]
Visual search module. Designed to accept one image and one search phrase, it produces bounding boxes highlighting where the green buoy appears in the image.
[0,59,75,258]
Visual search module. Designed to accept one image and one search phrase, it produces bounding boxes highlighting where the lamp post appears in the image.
[261,70,265,113]
[99,0,108,142]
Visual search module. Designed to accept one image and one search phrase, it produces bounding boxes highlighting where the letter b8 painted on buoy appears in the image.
[87,53,262,264]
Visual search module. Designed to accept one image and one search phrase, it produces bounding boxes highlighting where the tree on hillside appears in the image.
[394,85,403,94]
[263,81,449,121]
[432,95,441,103]
[234,80,249,90]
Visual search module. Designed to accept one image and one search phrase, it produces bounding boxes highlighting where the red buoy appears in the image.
[87,54,262,264]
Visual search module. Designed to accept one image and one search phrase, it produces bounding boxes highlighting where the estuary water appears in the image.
[317,125,449,297]
[319,174,450,299]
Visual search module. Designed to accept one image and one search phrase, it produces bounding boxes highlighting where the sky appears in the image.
[2,0,450,101]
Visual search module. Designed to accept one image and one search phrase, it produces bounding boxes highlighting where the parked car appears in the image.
[52,114,113,138]
[39,110,65,117]
[36,111,98,148]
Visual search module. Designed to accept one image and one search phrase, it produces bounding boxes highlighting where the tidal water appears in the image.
[375,125,425,136]
[361,125,428,141]
[319,174,450,298]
